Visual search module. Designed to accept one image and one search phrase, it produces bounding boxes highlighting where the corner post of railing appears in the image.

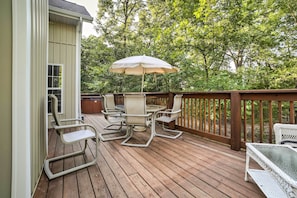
[230,91,241,151]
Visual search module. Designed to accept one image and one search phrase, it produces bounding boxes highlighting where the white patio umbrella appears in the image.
[110,55,179,92]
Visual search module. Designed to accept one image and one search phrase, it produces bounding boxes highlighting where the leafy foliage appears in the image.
[81,0,297,93]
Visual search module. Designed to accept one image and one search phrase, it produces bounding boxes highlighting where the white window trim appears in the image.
[75,18,83,120]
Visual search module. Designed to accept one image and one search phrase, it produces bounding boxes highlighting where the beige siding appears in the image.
[30,0,48,193]
[48,21,77,122]
[0,0,12,197]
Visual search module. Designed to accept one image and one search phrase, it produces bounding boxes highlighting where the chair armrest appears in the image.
[101,110,123,116]
[122,113,152,118]
[157,109,181,115]
[280,140,297,148]
[53,123,96,131]
[53,123,99,142]
[51,118,84,127]
[60,118,84,123]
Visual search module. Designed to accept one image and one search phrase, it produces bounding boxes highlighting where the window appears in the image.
[48,64,63,113]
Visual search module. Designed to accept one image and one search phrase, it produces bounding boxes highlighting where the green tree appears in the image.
[80,0,297,93]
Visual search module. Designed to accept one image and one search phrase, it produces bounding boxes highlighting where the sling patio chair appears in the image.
[44,94,98,180]
[121,94,154,147]
[274,123,297,148]
[154,94,183,139]
[99,94,127,141]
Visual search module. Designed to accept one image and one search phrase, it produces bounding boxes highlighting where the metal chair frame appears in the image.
[121,94,153,147]
[99,94,127,141]
[44,94,98,180]
[154,94,183,139]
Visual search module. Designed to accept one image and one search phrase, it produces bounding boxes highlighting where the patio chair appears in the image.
[99,94,127,141]
[274,123,297,147]
[44,94,98,180]
[154,94,183,139]
[121,94,153,147]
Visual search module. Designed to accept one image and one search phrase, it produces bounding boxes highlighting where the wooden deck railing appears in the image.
[176,90,297,151]
[103,89,297,151]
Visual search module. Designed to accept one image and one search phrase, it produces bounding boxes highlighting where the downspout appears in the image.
[76,17,83,119]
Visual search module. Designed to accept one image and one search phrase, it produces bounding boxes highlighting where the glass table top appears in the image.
[252,144,297,180]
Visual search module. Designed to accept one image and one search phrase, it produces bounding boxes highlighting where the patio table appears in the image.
[245,143,297,197]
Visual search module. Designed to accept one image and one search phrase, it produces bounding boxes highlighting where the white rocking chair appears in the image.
[44,94,98,180]
[154,94,183,139]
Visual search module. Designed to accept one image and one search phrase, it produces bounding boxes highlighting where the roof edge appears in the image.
[49,5,93,23]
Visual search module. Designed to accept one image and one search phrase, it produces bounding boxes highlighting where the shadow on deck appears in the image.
[33,113,264,198]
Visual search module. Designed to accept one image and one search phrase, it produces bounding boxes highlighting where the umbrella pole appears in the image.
[141,73,144,92]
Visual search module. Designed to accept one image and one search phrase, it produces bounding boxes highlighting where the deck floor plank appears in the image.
[63,144,79,198]
[154,136,262,197]
[147,142,229,198]
[122,143,197,197]
[33,113,265,198]
[99,141,143,198]
[85,140,112,198]
[47,131,64,198]
[73,142,95,198]
[110,141,176,197]
[95,144,128,198]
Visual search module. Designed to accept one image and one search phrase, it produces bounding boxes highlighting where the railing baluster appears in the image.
[259,100,263,143]
[268,101,273,143]
[199,99,202,130]
[278,101,282,123]
[243,100,247,142]
[224,99,228,136]
[251,100,255,142]
[218,99,222,135]
[213,99,216,134]
[195,98,198,130]
[191,98,194,129]
[289,101,295,124]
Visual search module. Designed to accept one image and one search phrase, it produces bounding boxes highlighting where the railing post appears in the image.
[230,91,241,151]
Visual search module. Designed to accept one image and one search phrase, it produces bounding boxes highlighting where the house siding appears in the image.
[30,0,48,193]
[0,0,12,197]
[48,21,77,122]
[0,0,48,197]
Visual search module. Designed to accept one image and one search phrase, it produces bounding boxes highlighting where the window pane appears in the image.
[48,90,62,113]
[48,65,52,76]
[48,90,53,113]
[48,64,62,114]
[53,66,60,76]
[53,77,60,87]
[48,77,52,88]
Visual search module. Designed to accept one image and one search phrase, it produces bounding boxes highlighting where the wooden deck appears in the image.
[33,113,264,198]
